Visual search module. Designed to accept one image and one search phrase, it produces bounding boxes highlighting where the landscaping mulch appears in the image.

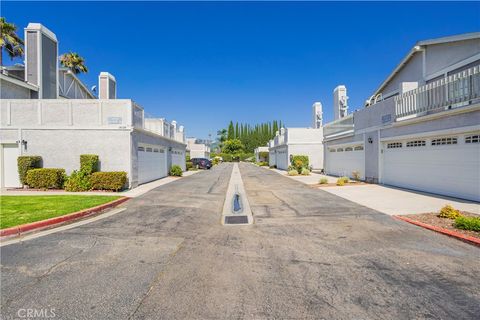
[404,212,480,240]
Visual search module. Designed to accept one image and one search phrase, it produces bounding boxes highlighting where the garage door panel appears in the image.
[383,140,480,201]
[138,148,167,184]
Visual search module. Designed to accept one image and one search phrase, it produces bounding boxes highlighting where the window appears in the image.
[354,146,364,151]
[387,142,402,149]
[146,147,153,152]
[160,149,165,153]
[345,147,353,152]
[465,135,480,144]
[153,148,159,153]
[431,137,457,146]
[337,148,344,152]
[138,146,145,151]
[406,140,426,147]
[329,148,336,152]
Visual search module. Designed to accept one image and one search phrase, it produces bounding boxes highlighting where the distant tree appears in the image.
[223,139,244,154]
[0,17,24,66]
[59,52,88,74]
[227,121,235,140]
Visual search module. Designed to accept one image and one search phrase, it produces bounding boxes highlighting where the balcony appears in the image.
[395,64,480,119]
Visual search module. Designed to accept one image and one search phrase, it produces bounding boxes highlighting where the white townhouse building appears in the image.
[0,23,186,189]
[186,138,211,159]
[323,32,480,201]
[268,102,324,171]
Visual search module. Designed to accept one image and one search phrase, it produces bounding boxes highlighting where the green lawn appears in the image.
[0,195,121,229]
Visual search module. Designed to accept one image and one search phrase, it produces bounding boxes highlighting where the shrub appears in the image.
[186,161,193,170]
[290,155,309,173]
[336,178,345,186]
[90,171,127,191]
[340,176,349,183]
[26,168,65,189]
[80,154,99,174]
[64,170,91,192]
[288,169,299,176]
[352,171,361,181]
[301,168,310,175]
[319,178,328,184]
[17,156,42,185]
[169,165,183,177]
[258,161,268,167]
[454,216,480,232]
[438,205,462,219]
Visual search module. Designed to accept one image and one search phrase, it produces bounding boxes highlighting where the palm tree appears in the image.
[59,52,88,74]
[0,17,24,66]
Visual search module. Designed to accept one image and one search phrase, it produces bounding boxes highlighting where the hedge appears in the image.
[26,168,65,189]
[64,170,91,192]
[17,156,42,185]
[90,171,127,191]
[80,154,99,174]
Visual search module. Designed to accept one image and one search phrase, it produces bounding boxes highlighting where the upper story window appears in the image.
[406,140,426,147]
[387,142,402,149]
[465,135,479,144]
[431,137,457,146]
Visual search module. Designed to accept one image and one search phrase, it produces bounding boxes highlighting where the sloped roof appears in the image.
[372,32,480,98]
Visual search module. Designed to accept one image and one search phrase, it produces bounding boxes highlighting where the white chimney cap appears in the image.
[25,23,57,41]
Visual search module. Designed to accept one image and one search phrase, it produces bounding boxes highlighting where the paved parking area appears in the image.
[1,163,479,319]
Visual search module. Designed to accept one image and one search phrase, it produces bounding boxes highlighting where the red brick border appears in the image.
[0,197,130,238]
[393,215,480,247]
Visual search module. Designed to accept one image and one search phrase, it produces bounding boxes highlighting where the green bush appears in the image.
[438,205,462,219]
[340,176,350,183]
[290,155,309,173]
[336,178,345,186]
[288,169,299,176]
[186,161,193,170]
[169,165,183,177]
[319,178,329,184]
[258,151,269,162]
[64,170,91,192]
[90,171,127,191]
[454,216,480,232]
[258,161,268,167]
[26,168,65,189]
[17,156,42,185]
[301,168,310,175]
[80,154,99,174]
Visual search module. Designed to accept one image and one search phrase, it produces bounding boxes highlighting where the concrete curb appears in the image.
[0,197,130,238]
[393,215,480,247]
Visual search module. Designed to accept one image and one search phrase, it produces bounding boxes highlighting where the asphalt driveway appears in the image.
[1,163,479,319]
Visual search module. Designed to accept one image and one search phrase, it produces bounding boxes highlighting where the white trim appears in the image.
[425,53,480,81]
[25,23,57,42]
[38,30,42,98]
[325,141,364,149]
[380,125,480,142]
[323,129,355,141]
[0,74,39,91]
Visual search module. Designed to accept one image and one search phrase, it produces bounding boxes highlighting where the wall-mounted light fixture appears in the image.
[368,137,373,144]
[17,139,28,150]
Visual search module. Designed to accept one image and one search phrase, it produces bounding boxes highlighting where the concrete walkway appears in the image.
[270,167,479,215]
[1,170,200,198]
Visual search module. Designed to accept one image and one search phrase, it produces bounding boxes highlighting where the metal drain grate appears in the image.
[224,216,249,225]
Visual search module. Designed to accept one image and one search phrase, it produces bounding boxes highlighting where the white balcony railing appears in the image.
[395,65,480,119]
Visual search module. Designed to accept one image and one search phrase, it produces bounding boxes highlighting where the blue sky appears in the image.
[3,1,479,139]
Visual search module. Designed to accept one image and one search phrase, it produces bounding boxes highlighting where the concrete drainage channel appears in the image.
[221,163,253,225]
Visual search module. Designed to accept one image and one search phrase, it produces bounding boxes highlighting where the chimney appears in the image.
[25,23,58,98]
[312,102,323,128]
[98,72,116,99]
[333,85,348,120]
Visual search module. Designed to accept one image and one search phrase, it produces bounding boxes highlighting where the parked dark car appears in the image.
[191,158,212,169]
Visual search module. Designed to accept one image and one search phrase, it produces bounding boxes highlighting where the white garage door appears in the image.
[326,144,365,179]
[138,145,167,184]
[382,133,480,201]
[171,149,185,170]
[276,148,289,170]
[1,144,21,188]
